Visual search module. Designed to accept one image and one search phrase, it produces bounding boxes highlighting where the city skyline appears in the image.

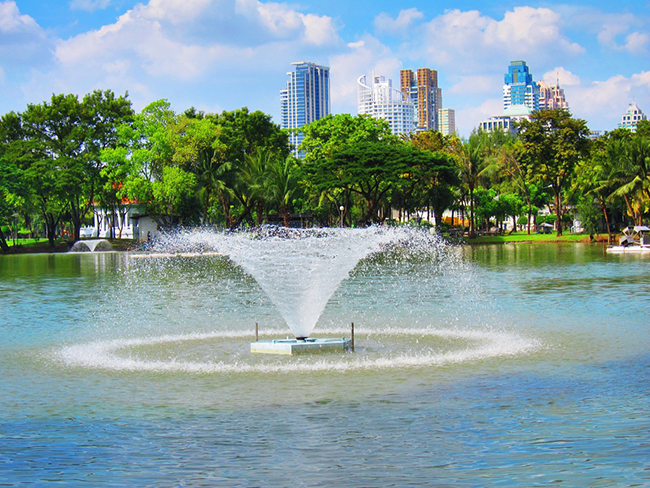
[0,0,648,136]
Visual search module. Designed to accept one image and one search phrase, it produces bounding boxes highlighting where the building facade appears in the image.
[357,74,415,136]
[478,105,533,134]
[400,68,443,132]
[437,108,456,136]
[280,62,330,154]
[503,60,539,112]
[538,80,569,111]
[618,102,647,131]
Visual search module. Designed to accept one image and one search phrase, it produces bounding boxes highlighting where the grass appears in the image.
[465,231,605,244]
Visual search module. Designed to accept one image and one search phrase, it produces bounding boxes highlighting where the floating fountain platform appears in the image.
[251,337,351,355]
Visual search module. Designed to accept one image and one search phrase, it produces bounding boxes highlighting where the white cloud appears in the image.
[623,32,650,54]
[300,13,339,46]
[328,35,400,111]
[0,1,38,31]
[566,71,650,130]
[69,0,111,12]
[0,1,51,66]
[54,0,341,84]
[374,8,423,36]
[542,67,581,86]
[142,0,213,24]
[235,0,340,45]
[421,7,584,72]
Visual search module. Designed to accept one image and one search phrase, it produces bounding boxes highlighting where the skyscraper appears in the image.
[280,62,330,154]
[538,80,569,111]
[503,60,539,111]
[357,74,415,136]
[400,68,442,132]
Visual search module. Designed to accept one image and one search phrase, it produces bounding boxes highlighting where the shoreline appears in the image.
[0,233,610,255]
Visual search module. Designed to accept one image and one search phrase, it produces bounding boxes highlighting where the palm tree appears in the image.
[607,136,650,225]
[266,154,301,227]
[455,132,487,237]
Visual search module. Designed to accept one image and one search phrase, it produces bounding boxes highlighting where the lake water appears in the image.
[1,243,648,487]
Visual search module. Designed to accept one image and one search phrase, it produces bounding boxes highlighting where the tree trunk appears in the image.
[555,190,563,237]
[599,198,612,243]
[45,214,57,248]
[0,227,9,252]
[469,187,475,237]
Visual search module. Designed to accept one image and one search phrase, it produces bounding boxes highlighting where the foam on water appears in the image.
[55,328,540,374]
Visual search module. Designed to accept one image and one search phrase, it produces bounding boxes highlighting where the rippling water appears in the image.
[1,243,649,487]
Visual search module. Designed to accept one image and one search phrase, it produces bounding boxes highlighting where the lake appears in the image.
[0,242,648,487]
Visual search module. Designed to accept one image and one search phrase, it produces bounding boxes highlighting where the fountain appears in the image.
[70,239,113,252]
[140,226,448,355]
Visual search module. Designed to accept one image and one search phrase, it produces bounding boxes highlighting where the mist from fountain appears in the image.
[150,226,445,339]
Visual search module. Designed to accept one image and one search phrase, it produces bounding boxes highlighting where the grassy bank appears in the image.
[464,231,606,244]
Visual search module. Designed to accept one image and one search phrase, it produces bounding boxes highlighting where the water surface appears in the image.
[1,243,648,487]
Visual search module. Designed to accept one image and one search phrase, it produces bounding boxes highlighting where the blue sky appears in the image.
[1,0,648,136]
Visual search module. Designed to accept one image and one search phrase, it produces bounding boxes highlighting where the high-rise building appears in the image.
[619,102,647,131]
[280,62,330,154]
[357,74,415,136]
[400,68,443,132]
[503,60,539,111]
[437,108,456,136]
[538,80,569,111]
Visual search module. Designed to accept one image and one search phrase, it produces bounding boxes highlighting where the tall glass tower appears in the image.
[503,60,539,111]
[280,62,330,155]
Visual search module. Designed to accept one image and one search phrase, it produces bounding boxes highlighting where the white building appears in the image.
[437,108,456,136]
[83,204,160,241]
[478,105,533,134]
[357,74,416,136]
[619,102,647,132]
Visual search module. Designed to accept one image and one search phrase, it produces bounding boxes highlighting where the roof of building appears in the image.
[503,104,533,116]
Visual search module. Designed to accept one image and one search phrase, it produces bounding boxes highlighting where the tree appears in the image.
[210,108,289,227]
[299,114,395,224]
[299,114,394,163]
[168,115,229,225]
[101,99,180,228]
[607,134,650,225]
[81,90,134,238]
[518,109,591,236]
[455,132,488,236]
[303,141,456,225]
[266,154,302,227]
[0,113,26,252]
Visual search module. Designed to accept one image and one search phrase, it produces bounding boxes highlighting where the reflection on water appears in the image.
[1,243,649,487]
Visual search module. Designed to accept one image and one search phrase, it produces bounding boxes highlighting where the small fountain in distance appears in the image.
[150,226,440,355]
[70,239,113,252]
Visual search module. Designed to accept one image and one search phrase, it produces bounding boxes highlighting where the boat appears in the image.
[606,226,650,253]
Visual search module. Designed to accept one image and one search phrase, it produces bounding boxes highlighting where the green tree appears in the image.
[518,109,591,236]
[455,132,488,236]
[607,134,650,225]
[101,100,182,228]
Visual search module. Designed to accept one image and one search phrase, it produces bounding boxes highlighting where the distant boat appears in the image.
[606,226,650,253]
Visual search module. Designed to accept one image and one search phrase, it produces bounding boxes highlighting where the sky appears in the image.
[1,0,649,136]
